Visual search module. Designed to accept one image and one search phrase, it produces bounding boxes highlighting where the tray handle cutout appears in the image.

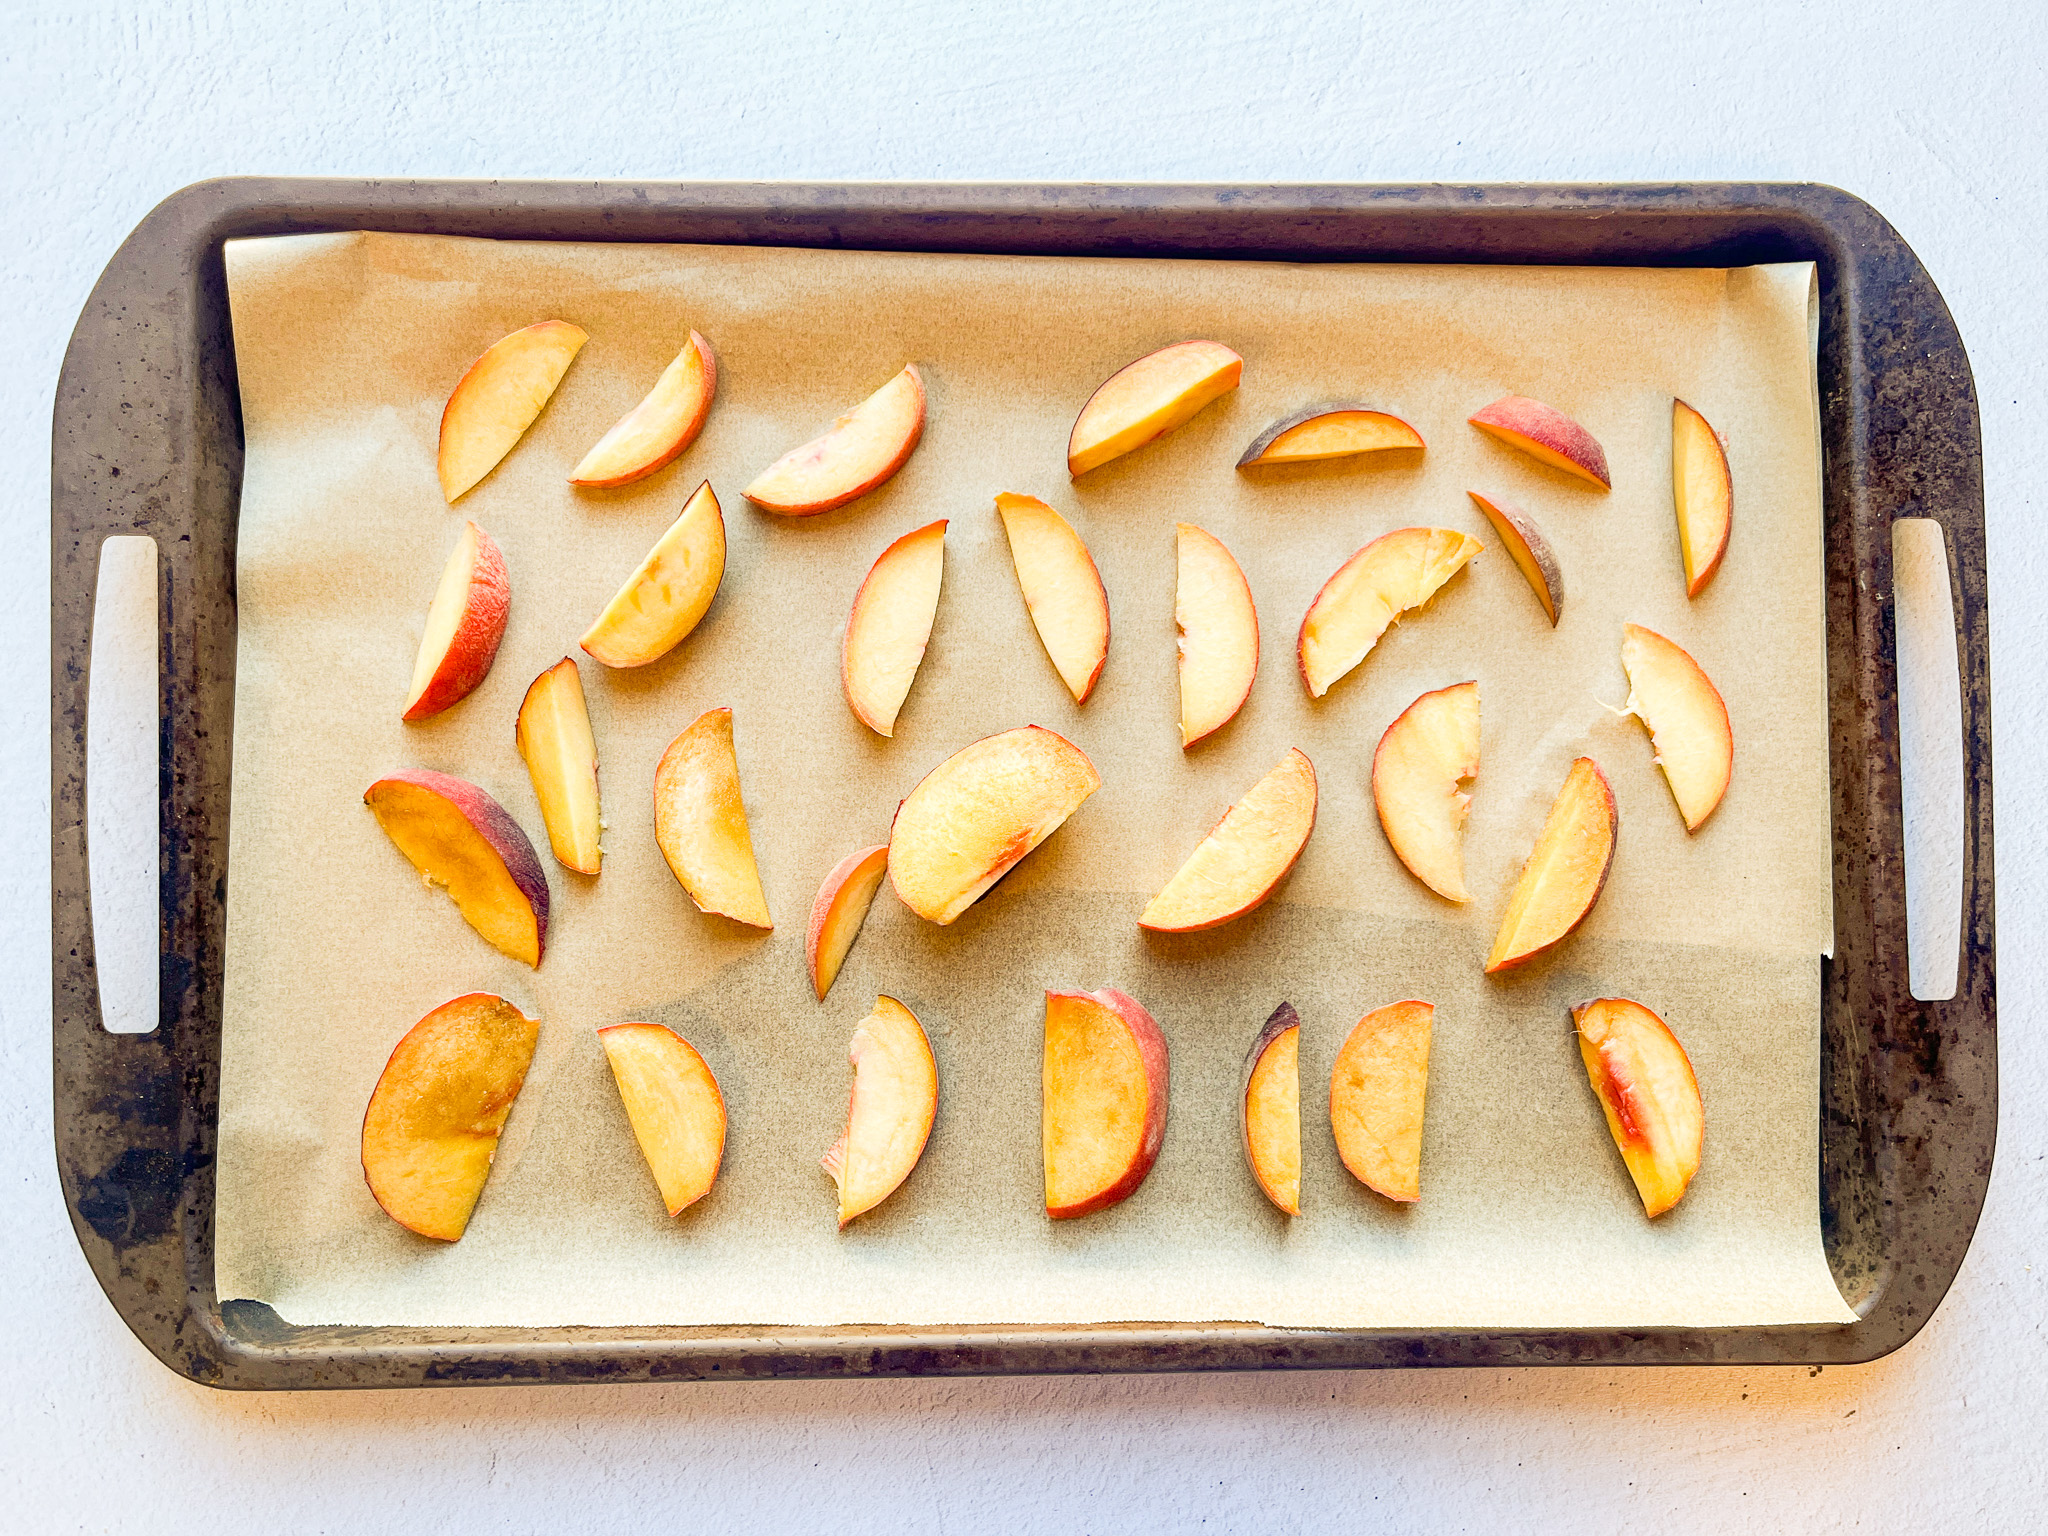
[1892,517,1965,1002]
[87,535,159,1034]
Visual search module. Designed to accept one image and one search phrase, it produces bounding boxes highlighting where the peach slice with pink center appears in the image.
[1573,996,1704,1218]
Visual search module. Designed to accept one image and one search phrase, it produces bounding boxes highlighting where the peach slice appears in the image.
[842,519,947,736]
[438,319,587,503]
[1468,395,1610,489]
[1485,757,1617,974]
[1140,748,1317,932]
[515,658,602,875]
[806,845,890,1001]
[1242,1002,1301,1215]
[1042,987,1169,1219]
[365,771,550,966]
[996,493,1111,703]
[361,992,540,1241]
[402,520,510,721]
[888,725,1101,924]
[1672,399,1733,597]
[580,479,727,669]
[1467,491,1563,626]
[1237,404,1424,467]
[653,707,772,928]
[1373,681,1480,902]
[1573,997,1703,1218]
[744,364,925,515]
[1175,522,1259,747]
[1621,624,1733,832]
[821,995,938,1227]
[1067,340,1242,477]
[1329,1000,1434,1202]
[1297,527,1482,698]
[600,1022,726,1216]
[570,331,718,488]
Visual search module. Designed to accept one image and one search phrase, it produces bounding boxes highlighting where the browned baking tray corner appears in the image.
[50,180,1994,1388]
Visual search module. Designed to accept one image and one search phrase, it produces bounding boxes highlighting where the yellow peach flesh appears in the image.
[1329,1000,1433,1201]
[361,993,540,1241]
[600,1022,725,1216]
[1140,749,1317,931]
[653,707,771,928]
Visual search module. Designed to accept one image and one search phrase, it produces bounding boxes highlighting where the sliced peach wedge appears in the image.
[744,364,925,515]
[438,319,587,503]
[1620,624,1733,832]
[403,520,510,721]
[1140,748,1317,932]
[822,995,938,1227]
[599,1022,725,1217]
[570,331,718,488]
[1043,987,1169,1219]
[1467,491,1563,626]
[365,771,550,966]
[1373,681,1480,902]
[1298,527,1482,699]
[842,519,947,736]
[1573,997,1703,1218]
[996,493,1110,704]
[1469,394,1610,490]
[1329,1000,1434,1202]
[1485,757,1616,974]
[888,726,1101,924]
[1068,340,1242,477]
[806,845,890,1001]
[1242,1003,1301,1215]
[1175,522,1258,747]
[580,479,727,669]
[515,658,603,875]
[653,707,772,928]
[362,992,541,1241]
[1671,399,1733,597]
[1237,404,1423,467]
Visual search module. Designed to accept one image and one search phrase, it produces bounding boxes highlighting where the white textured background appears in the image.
[5,2,2044,1530]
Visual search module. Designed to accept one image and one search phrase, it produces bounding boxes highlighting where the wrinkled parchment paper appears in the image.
[216,232,1852,1329]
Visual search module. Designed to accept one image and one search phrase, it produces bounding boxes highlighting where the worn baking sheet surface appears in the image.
[215,232,1850,1329]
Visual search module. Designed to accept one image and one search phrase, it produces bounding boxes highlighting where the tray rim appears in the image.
[49,178,1995,1389]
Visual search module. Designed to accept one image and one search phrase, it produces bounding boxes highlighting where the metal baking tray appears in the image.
[51,180,1994,1388]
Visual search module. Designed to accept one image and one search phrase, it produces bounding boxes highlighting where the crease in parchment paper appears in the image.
[215,234,1850,1330]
